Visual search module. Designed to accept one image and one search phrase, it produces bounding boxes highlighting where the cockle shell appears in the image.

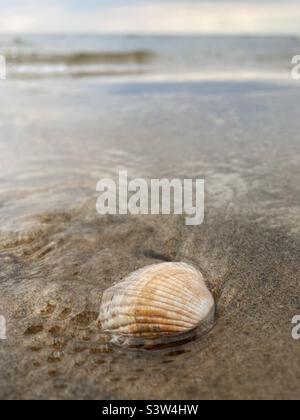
[99,262,215,349]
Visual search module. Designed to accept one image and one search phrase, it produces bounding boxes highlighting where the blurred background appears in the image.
[0,0,300,81]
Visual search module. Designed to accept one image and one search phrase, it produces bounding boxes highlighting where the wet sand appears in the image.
[0,79,300,400]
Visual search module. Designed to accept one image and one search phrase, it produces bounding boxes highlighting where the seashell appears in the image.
[99,262,215,350]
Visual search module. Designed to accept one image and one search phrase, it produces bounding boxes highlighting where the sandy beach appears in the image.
[0,76,299,399]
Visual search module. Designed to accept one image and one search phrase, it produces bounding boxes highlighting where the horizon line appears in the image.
[0,32,299,37]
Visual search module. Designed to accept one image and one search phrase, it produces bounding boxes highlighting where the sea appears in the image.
[0,34,299,81]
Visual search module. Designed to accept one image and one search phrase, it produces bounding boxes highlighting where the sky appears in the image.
[0,0,299,35]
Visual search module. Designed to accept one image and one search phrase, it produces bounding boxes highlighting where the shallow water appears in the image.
[0,77,300,399]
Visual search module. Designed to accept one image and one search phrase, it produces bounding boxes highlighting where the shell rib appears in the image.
[99,262,215,349]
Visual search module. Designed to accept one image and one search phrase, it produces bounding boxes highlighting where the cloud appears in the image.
[0,1,299,34]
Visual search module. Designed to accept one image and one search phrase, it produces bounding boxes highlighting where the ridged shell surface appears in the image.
[99,262,215,349]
